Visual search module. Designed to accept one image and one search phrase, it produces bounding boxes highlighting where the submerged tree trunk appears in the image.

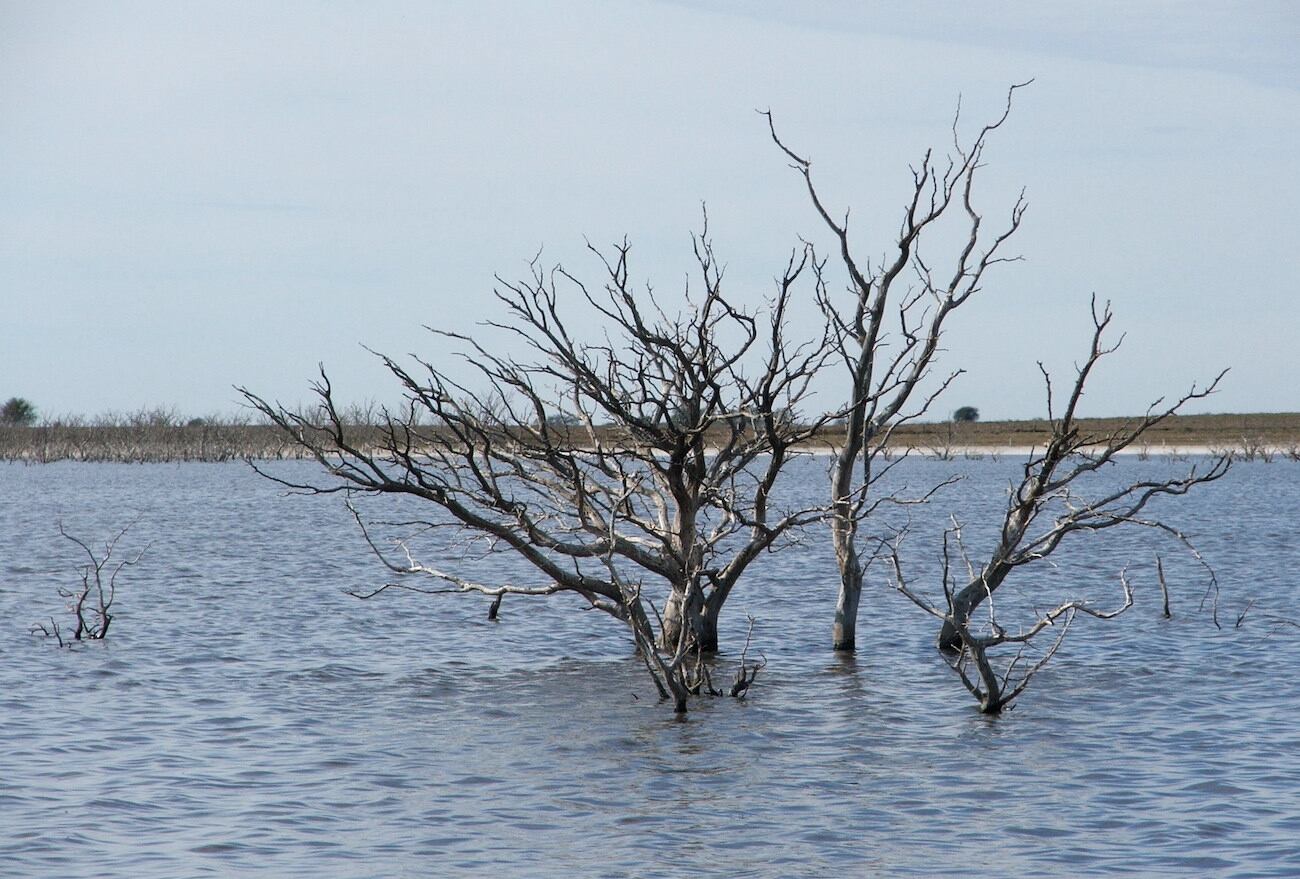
[829,435,865,652]
[659,582,721,654]
[968,639,1005,714]
[937,565,1011,651]
[831,528,863,651]
[941,587,977,650]
[623,595,691,713]
[696,604,720,654]
[659,587,687,651]
[832,582,861,652]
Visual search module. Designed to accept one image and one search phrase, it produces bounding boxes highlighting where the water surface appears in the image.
[2,457,1297,877]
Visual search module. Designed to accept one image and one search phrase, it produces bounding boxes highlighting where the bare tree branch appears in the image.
[32,520,148,644]
[240,222,834,713]
[768,83,1032,651]
[936,299,1228,652]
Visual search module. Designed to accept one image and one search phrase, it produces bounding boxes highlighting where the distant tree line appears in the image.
[0,407,320,463]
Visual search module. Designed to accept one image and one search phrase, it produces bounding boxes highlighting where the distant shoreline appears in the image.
[2,411,1298,464]
[805,411,1300,461]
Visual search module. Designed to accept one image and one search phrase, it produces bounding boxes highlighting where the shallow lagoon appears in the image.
[2,457,1298,877]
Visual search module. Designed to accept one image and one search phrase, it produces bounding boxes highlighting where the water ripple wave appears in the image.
[1,459,1298,877]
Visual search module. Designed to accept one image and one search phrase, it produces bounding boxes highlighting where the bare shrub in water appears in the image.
[31,522,148,647]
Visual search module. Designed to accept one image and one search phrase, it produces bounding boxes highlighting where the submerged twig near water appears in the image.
[30,520,149,646]
[729,615,766,699]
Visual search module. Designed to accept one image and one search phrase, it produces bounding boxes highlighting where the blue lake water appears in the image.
[2,456,1298,877]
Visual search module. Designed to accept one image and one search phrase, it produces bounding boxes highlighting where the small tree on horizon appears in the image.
[1,397,37,426]
[952,406,980,423]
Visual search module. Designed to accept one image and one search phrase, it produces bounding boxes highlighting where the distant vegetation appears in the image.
[1,397,37,426]
[952,405,979,423]
[0,408,317,463]
[3,408,1300,464]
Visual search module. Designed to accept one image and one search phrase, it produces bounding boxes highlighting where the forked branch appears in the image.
[31,520,148,645]
[936,298,1228,651]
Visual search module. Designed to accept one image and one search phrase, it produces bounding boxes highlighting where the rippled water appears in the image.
[2,457,1298,877]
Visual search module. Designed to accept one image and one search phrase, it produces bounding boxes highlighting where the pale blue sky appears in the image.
[2,1,1297,420]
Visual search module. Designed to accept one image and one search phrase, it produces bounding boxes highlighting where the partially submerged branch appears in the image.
[31,521,148,645]
[892,521,1136,713]
[936,297,1228,651]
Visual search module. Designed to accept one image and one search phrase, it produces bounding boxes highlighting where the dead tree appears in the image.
[883,299,1225,712]
[31,521,146,646]
[240,224,831,713]
[883,299,1227,712]
[891,522,1134,714]
[933,297,1228,652]
[766,82,1030,650]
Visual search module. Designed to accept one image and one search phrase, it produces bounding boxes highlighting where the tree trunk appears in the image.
[970,641,1004,714]
[696,603,720,653]
[937,565,1010,651]
[937,595,972,652]
[832,578,861,652]
[659,583,719,653]
[624,597,690,713]
[831,521,862,651]
[660,587,687,651]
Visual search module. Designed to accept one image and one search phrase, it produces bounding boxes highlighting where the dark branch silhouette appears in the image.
[240,219,833,712]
